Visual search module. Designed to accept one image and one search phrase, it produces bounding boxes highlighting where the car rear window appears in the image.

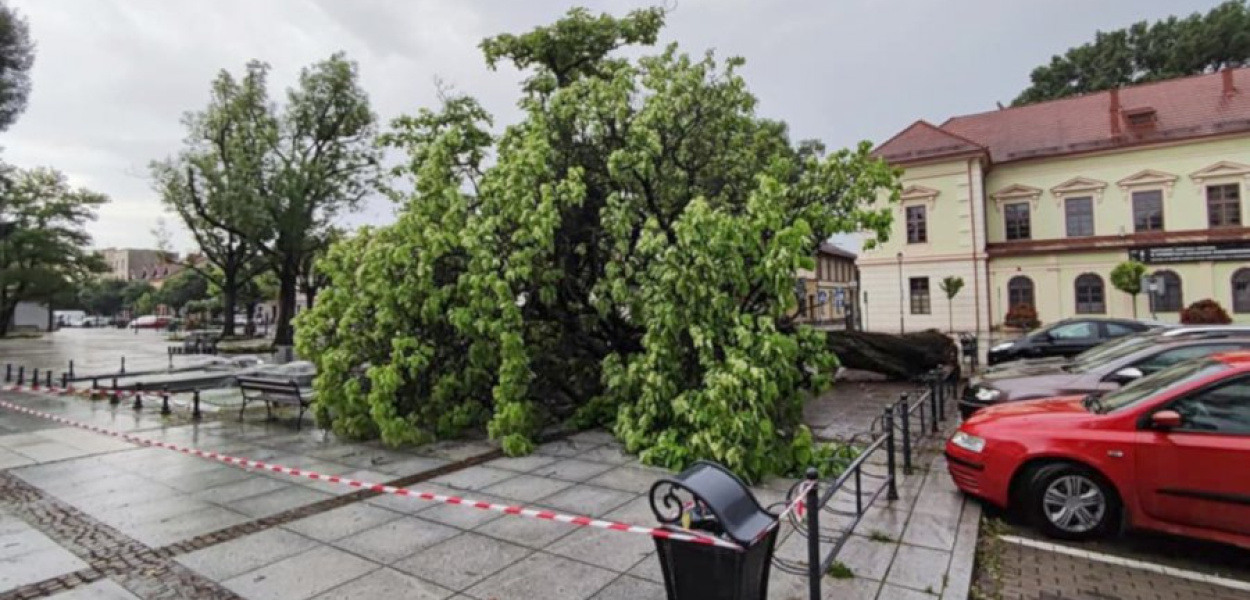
[1100,359,1229,413]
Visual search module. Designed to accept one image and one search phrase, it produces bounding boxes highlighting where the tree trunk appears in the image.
[825,329,957,381]
[221,272,238,337]
[0,304,13,337]
[245,301,257,338]
[1131,293,1138,319]
[274,258,299,346]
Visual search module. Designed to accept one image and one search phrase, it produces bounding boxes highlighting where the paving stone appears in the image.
[900,512,958,552]
[394,532,531,591]
[301,469,392,497]
[284,503,403,542]
[412,497,506,530]
[484,454,558,473]
[586,466,666,494]
[335,516,459,564]
[161,464,256,493]
[193,476,291,504]
[176,528,319,581]
[482,474,574,503]
[566,431,618,445]
[910,487,963,522]
[232,485,334,518]
[540,485,635,517]
[417,440,498,462]
[546,526,655,572]
[223,545,379,599]
[125,505,250,547]
[0,448,34,470]
[312,568,452,599]
[835,534,898,582]
[878,582,939,599]
[813,575,882,600]
[534,439,605,459]
[430,466,517,491]
[371,456,451,477]
[885,544,949,593]
[0,528,88,591]
[45,579,142,599]
[578,444,632,466]
[626,553,663,583]
[591,575,665,599]
[602,495,655,525]
[473,511,579,549]
[467,552,617,600]
[532,459,615,483]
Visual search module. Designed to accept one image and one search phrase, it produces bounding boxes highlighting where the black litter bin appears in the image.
[649,461,779,600]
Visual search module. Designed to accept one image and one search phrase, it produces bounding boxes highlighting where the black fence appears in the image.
[772,368,960,600]
[3,360,208,421]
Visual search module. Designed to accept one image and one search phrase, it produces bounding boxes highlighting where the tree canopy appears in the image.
[1013,0,1250,105]
[0,0,34,132]
[295,7,899,480]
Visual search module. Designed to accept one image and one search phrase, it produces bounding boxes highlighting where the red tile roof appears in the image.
[875,68,1250,166]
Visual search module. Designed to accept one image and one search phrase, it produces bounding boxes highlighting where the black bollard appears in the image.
[110,378,120,406]
[121,356,126,375]
[133,384,143,411]
[45,371,52,390]
[17,366,24,386]
[192,389,202,421]
[31,368,39,389]
[61,372,68,389]
[68,360,74,378]
[160,387,171,416]
[4,364,10,383]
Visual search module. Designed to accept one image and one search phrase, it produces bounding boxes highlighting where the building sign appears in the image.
[1128,241,1250,264]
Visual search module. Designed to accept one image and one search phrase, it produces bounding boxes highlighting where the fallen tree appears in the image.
[825,329,957,380]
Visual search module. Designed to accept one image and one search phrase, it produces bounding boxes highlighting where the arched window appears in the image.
[1234,268,1250,314]
[1152,270,1183,312]
[1075,274,1105,314]
[1007,276,1035,309]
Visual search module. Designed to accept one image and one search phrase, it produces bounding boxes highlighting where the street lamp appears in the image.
[896,252,904,334]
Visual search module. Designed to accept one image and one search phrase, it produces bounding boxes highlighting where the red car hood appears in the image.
[964,395,1093,428]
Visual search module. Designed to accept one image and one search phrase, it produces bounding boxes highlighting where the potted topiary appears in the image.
[1004,303,1040,330]
[1180,299,1232,325]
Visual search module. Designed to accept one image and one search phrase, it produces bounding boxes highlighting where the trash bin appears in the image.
[649,461,779,600]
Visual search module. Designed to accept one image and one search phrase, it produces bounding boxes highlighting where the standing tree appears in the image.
[151,65,272,338]
[155,269,210,316]
[939,276,964,333]
[296,8,899,480]
[0,0,34,132]
[167,55,379,347]
[1014,1,1250,105]
[0,167,107,335]
[1111,260,1147,318]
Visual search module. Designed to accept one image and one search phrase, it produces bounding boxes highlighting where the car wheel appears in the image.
[1027,463,1119,541]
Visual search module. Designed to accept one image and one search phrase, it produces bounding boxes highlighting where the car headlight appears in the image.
[974,387,1001,402]
[950,431,986,453]
[990,342,1014,352]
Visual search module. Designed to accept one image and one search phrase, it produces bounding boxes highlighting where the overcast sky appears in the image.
[3,0,1221,253]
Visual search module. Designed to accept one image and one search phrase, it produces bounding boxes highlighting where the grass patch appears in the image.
[826,560,854,579]
[970,516,1007,600]
[867,529,894,543]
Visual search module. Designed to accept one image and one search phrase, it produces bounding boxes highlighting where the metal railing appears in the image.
[773,367,960,600]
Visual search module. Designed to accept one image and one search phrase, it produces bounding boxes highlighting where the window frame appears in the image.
[1205,183,1242,228]
[1131,189,1165,232]
[1064,195,1095,237]
[1161,373,1250,436]
[1151,270,1183,313]
[1234,268,1250,314]
[909,276,931,315]
[1003,201,1031,241]
[1007,276,1035,309]
[905,205,927,244]
[1074,273,1106,315]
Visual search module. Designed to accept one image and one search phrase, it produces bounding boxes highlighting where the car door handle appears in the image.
[1107,450,1124,458]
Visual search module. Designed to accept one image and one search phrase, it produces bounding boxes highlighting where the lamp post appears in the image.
[896,252,904,334]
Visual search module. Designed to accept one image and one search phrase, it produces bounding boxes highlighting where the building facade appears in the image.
[796,243,858,328]
[863,68,1250,335]
[98,248,185,287]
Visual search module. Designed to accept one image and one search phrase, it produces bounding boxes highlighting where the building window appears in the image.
[909,277,931,315]
[1004,202,1031,240]
[905,205,927,244]
[1152,270,1183,312]
[1132,190,1164,232]
[1065,196,1094,237]
[1075,274,1105,314]
[1007,276,1035,308]
[1207,184,1242,228]
[1234,268,1250,313]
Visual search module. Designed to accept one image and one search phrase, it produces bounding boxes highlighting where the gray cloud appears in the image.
[3,0,1220,252]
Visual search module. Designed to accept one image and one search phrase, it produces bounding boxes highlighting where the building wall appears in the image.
[796,252,858,325]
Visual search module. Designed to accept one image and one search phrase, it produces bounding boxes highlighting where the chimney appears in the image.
[1223,66,1238,97]
[1109,88,1121,136]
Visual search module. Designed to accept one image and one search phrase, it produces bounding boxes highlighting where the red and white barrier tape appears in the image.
[0,396,748,552]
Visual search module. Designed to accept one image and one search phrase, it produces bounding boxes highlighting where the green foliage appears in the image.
[826,561,854,579]
[1004,303,1040,330]
[78,278,128,317]
[1111,260,1146,318]
[0,0,34,132]
[156,269,210,313]
[1180,299,1233,324]
[939,276,964,300]
[0,166,109,334]
[1014,1,1250,105]
[296,7,899,481]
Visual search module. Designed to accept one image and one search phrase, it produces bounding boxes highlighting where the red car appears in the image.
[946,351,1250,549]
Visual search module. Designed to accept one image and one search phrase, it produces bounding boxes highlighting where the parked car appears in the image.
[946,351,1250,549]
[986,318,1165,366]
[962,327,1250,418]
[128,315,172,329]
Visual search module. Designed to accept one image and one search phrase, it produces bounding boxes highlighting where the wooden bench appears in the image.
[236,376,312,430]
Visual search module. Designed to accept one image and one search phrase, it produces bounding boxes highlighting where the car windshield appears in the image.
[1065,333,1160,373]
[1097,358,1229,413]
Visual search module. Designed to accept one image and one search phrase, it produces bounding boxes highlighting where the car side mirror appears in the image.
[1108,367,1143,384]
[1151,410,1182,430]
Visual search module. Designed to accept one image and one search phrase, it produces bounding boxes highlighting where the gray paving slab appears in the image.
[284,503,403,542]
[626,553,663,583]
[466,552,617,600]
[430,466,517,491]
[532,458,615,482]
[176,528,319,581]
[484,454,558,473]
[586,465,665,494]
[222,545,380,600]
[125,505,250,547]
[481,474,573,503]
[941,497,980,600]
[371,456,451,477]
[411,497,506,530]
[45,579,141,599]
[900,511,958,552]
[546,526,655,572]
[591,575,665,600]
[0,526,89,592]
[232,485,334,518]
[193,475,292,504]
[539,485,635,517]
[566,431,618,445]
[884,544,949,594]
[311,568,452,600]
[334,516,459,564]
[834,535,898,582]
[534,439,605,458]
[473,511,579,549]
[394,532,532,591]
[813,575,882,600]
[161,464,257,493]
[418,440,497,462]
[878,582,939,600]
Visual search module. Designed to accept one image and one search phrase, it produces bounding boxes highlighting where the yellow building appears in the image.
[795,243,858,328]
[862,68,1250,335]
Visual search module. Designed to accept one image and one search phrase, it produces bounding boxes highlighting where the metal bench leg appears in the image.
[239,396,248,422]
[297,404,306,431]
[265,399,273,421]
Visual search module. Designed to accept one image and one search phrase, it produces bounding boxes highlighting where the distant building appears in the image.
[10,302,51,332]
[863,67,1250,334]
[796,243,858,328]
[97,248,186,288]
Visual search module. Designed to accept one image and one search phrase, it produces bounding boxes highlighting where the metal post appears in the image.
[854,467,863,515]
[160,387,171,416]
[938,373,948,421]
[929,375,940,433]
[60,372,68,389]
[168,348,173,369]
[5,364,11,383]
[68,360,74,378]
[120,356,126,375]
[133,384,143,410]
[805,468,821,600]
[899,394,912,475]
[110,378,120,406]
[31,368,39,389]
[885,405,899,501]
[45,371,52,390]
[17,366,24,386]
[192,389,202,421]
